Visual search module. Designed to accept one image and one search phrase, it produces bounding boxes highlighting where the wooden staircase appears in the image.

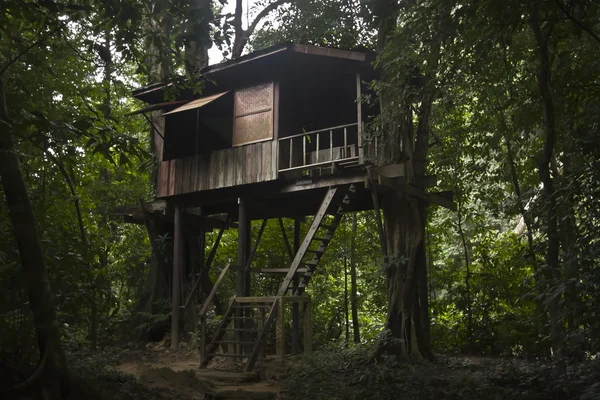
[200,298,278,369]
[278,184,357,296]
[200,184,357,371]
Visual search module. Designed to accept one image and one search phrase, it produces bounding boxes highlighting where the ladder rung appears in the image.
[313,237,331,242]
[319,224,334,230]
[207,353,249,358]
[215,340,256,344]
[260,268,308,274]
[223,328,259,332]
[232,305,272,309]
[306,249,324,254]
[229,316,268,320]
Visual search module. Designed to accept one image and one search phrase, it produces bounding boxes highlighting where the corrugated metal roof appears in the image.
[162,91,229,115]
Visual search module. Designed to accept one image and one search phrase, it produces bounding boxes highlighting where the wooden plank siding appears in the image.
[157,141,278,197]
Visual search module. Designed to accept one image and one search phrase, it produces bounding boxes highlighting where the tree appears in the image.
[0,21,70,396]
[366,0,451,359]
[350,213,361,343]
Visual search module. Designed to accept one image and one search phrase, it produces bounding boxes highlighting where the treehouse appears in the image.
[126,43,453,372]
[133,43,382,215]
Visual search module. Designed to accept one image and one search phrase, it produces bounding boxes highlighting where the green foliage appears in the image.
[284,347,600,400]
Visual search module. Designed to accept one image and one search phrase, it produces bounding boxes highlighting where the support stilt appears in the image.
[236,198,249,358]
[171,205,183,350]
[291,218,301,353]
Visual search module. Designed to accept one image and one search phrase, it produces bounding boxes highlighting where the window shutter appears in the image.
[232,82,274,147]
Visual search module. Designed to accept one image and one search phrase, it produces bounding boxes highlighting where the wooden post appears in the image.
[303,297,312,354]
[171,205,183,350]
[291,218,301,353]
[244,218,253,298]
[356,72,363,164]
[237,198,249,297]
[199,316,206,362]
[237,198,249,357]
[276,296,285,363]
[198,208,206,302]
[258,307,265,364]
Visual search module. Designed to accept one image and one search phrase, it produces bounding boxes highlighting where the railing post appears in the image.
[276,297,285,364]
[356,73,364,164]
[344,127,348,158]
[303,135,306,166]
[289,138,293,169]
[316,133,320,163]
[258,307,266,363]
[329,130,333,161]
[330,130,334,172]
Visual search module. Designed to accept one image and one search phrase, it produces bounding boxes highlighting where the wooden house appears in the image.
[132,43,389,217]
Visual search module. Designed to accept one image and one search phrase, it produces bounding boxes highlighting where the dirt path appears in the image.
[115,345,281,400]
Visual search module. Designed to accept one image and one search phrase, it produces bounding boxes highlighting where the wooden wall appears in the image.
[157,140,278,197]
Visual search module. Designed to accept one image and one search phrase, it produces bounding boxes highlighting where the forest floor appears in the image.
[62,342,600,400]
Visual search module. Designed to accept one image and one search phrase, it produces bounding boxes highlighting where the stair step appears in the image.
[313,237,331,242]
[319,223,335,230]
[215,340,257,345]
[260,268,308,274]
[338,160,359,166]
[232,305,272,309]
[207,353,249,358]
[305,249,324,254]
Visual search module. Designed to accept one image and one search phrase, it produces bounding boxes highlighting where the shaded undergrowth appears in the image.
[282,345,600,400]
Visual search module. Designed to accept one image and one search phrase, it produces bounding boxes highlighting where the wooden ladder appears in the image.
[277,183,357,296]
[200,298,278,371]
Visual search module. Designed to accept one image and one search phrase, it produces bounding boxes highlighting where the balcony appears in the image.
[278,122,365,177]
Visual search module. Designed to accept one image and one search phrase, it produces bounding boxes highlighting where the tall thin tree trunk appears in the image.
[344,256,350,342]
[457,196,473,351]
[529,7,566,376]
[349,213,360,343]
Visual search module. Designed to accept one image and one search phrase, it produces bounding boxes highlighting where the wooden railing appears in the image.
[278,123,361,173]
[198,263,232,361]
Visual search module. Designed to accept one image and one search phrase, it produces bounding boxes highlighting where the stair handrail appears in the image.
[199,263,232,319]
[198,263,232,362]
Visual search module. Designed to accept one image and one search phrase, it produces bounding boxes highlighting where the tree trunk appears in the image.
[372,0,439,360]
[0,79,70,397]
[344,256,350,342]
[184,0,212,73]
[457,196,473,351]
[529,7,566,376]
[349,213,360,343]
[380,192,426,358]
[171,205,183,350]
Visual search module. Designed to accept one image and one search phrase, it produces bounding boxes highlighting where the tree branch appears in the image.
[556,0,600,46]
[0,26,62,77]
[235,0,244,35]
[247,0,290,39]
[23,136,88,245]
[231,0,291,58]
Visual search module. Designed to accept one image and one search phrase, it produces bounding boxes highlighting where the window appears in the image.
[233,82,274,147]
